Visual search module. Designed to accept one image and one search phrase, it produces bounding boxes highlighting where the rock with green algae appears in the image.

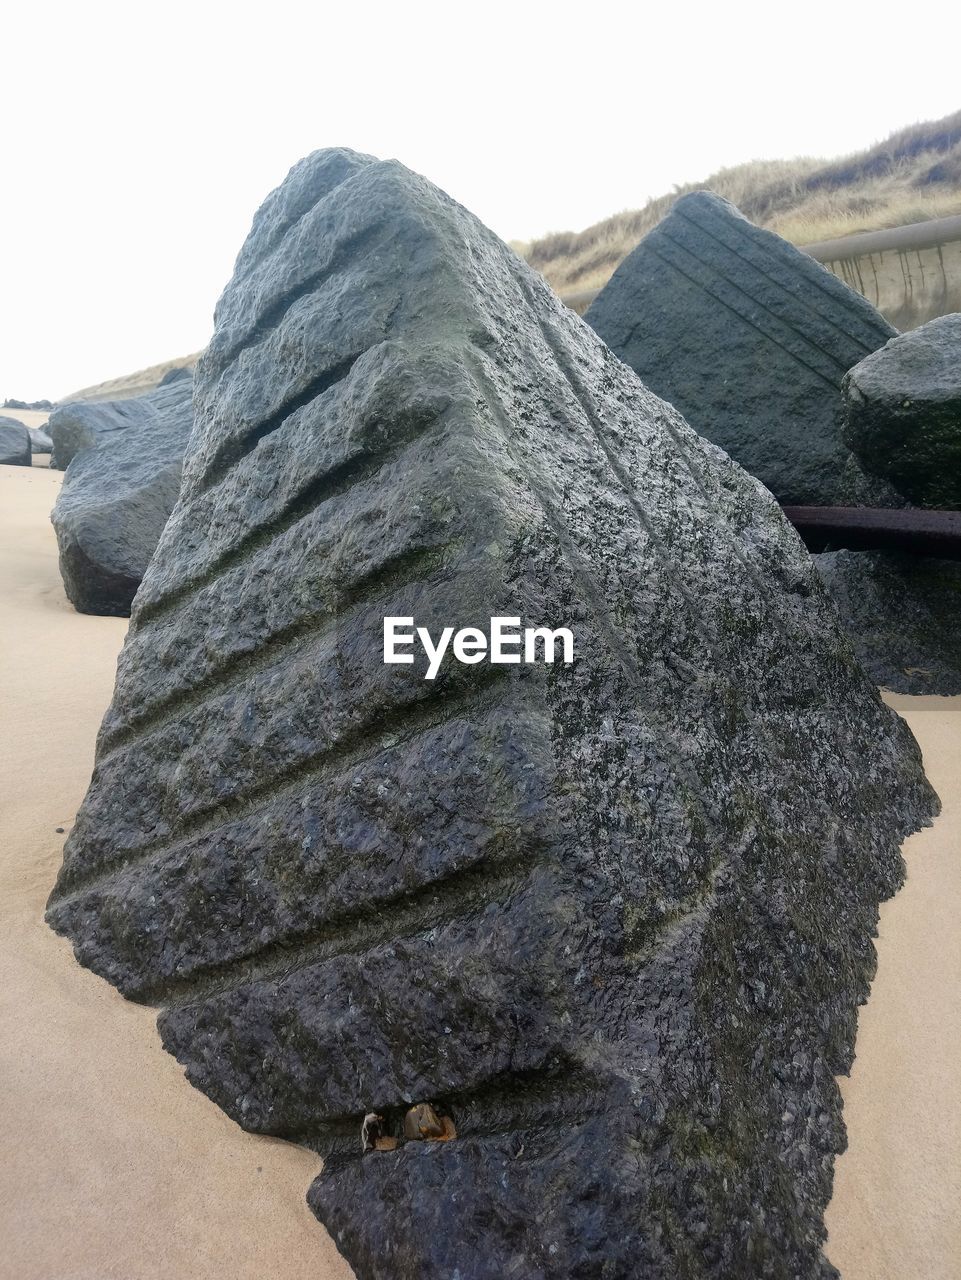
[584,191,902,507]
[816,548,961,694]
[47,149,937,1280]
[48,376,194,616]
[842,313,961,509]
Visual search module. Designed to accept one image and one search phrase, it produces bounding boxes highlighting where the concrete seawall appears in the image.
[807,216,961,330]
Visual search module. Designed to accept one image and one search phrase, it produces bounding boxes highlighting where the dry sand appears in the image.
[0,461,957,1278]
[0,464,352,1280]
[2,408,51,431]
[826,691,961,1278]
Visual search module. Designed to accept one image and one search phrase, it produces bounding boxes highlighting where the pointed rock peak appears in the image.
[47,150,936,1279]
[228,146,380,284]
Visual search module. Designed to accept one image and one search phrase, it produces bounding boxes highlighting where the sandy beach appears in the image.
[826,691,961,1277]
[0,464,351,1280]
[3,408,51,432]
[0,460,957,1279]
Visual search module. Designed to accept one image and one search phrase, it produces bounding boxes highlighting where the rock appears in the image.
[29,426,53,454]
[157,365,193,388]
[816,549,961,694]
[3,397,54,411]
[48,393,169,470]
[46,149,937,1280]
[842,313,961,508]
[0,415,31,466]
[584,191,901,506]
[48,387,194,471]
[50,377,193,616]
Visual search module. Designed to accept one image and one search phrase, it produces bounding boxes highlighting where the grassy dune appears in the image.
[518,110,961,298]
[63,352,201,403]
[62,111,961,398]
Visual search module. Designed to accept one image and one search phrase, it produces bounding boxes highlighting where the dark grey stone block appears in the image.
[585,192,901,506]
[816,548,961,694]
[842,312,961,509]
[47,151,937,1280]
[0,415,31,466]
[49,378,193,615]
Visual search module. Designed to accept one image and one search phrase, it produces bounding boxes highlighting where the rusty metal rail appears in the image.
[782,506,961,560]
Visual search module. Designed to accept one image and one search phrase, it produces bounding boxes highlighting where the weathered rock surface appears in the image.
[842,312,961,509]
[50,377,193,615]
[48,403,96,471]
[0,415,31,465]
[48,390,188,471]
[816,549,961,694]
[157,365,193,388]
[29,426,53,454]
[584,191,902,506]
[47,150,937,1280]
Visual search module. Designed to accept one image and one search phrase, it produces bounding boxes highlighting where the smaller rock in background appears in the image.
[3,397,54,412]
[156,366,192,387]
[47,397,141,471]
[29,426,53,455]
[816,548,961,695]
[0,415,32,466]
[584,191,900,506]
[842,313,961,509]
[50,377,193,616]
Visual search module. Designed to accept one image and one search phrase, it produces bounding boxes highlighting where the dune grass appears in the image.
[518,110,961,298]
[63,352,202,404]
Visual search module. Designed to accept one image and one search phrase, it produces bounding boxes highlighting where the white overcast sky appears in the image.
[2,0,960,400]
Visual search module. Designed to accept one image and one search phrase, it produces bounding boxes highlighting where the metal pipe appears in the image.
[802,214,961,264]
[782,506,961,560]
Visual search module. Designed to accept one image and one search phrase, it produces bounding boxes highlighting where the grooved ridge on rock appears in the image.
[47,149,937,1280]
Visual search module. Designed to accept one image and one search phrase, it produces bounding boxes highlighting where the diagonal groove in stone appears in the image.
[524,301,723,632]
[135,407,445,627]
[621,859,726,962]
[194,349,366,497]
[511,298,822,858]
[49,665,514,904]
[532,297,816,703]
[467,340,715,825]
[230,152,377,288]
[544,323,818,801]
[646,234,843,390]
[134,851,536,1009]
[673,202,889,355]
[215,221,386,371]
[102,538,459,757]
[304,1058,604,1160]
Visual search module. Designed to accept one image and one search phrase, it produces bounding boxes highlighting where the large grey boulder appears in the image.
[48,402,99,470]
[46,150,937,1280]
[584,192,901,506]
[50,377,193,615]
[29,426,53,454]
[0,415,31,465]
[48,390,187,471]
[842,313,961,508]
[816,549,961,694]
